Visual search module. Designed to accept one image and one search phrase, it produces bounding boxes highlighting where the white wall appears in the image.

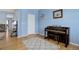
[0,9,16,24]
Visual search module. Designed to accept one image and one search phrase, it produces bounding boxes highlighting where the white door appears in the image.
[28,14,35,35]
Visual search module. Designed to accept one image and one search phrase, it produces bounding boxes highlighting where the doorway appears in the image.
[7,19,18,37]
[27,14,35,35]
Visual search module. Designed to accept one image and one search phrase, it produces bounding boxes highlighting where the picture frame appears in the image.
[53,9,63,19]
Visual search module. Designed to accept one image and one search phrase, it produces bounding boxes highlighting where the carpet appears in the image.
[22,37,59,50]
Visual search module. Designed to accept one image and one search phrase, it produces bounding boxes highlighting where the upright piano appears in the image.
[44,26,70,47]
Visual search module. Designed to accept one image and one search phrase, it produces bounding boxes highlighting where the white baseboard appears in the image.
[17,33,38,38]
[70,42,79,47]
[17,34,28,38]
[39,33,44,36]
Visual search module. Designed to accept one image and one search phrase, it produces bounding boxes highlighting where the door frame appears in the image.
[27,14,35,35]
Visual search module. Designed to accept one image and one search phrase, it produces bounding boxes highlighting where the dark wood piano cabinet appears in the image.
[44,26,70,47]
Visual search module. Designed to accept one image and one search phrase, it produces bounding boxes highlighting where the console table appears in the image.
[44,26,70,47]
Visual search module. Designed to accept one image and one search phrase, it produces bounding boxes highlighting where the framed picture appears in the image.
[53,9,63,19]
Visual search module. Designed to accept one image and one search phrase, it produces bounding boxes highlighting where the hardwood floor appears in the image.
[0,34,79,50]
[0,37,27,50]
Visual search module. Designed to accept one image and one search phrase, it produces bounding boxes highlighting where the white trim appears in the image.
[27,14,35,35]
[39,33,44,36]
[70,42,79,47]
[17,33,38,38]
[17,33,31,38]
[17,35,28,38]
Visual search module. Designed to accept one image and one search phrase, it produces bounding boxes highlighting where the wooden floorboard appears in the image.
[0,34,79,50]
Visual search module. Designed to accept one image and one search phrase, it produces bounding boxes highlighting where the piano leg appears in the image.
[65,42,68,47]
[57,35,60,44]
[65,35,69,47]
[44,30,47,39]
[65,43,68,47]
